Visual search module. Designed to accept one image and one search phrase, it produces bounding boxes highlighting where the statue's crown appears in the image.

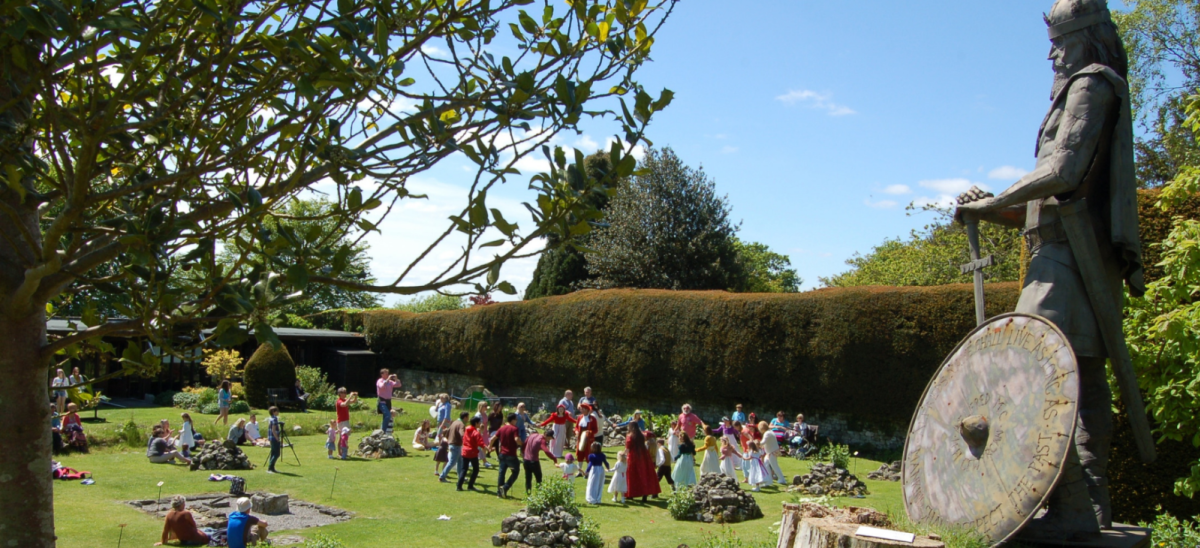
[1045,0,1112,40]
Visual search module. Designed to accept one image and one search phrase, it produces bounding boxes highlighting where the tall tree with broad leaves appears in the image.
[732,238,802,293]
[0,0,676,543]
[524,151,616,299]
[218,197,383,320]
[585,147,744,290]
[1114,0,1200,187]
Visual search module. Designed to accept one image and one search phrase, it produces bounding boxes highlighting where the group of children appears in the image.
[324,419,352,459]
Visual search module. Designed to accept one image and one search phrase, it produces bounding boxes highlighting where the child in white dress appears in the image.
[719,437,739,479]
[179,413,196,459]
[608,450,628,504]
[667,421,680,460]
[557,454,580,481]
[743,440,772,491]
[584,443,610,505]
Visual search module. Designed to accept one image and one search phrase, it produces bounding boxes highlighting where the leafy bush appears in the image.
[300,533,348,548]
[230,382,246,400]
[230,400,250,414]
[202,348,244,384]
[121,417,145,448]
[200,403,219,415]
[195,387,218,408]
[525,476,580,517]
[393,293,466,313]
[154,391,180,407]
[644,411,674,438]
[576,516,604,548]
[818,443,851,470]
[296,365,335,399]
[696,529,773,548]
[667,486,697,521]
[1138,511,1200,548]
[173,392,199,411]
[243,343,297,408]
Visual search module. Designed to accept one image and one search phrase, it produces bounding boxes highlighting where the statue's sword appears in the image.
[1059,198,1156,463]
[960,217,994,326]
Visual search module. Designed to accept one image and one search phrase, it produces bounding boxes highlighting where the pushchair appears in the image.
[788,424,819,460]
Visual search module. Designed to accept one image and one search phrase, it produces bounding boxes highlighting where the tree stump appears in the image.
[794,518,945,548]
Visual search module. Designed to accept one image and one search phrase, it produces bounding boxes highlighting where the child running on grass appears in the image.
[325,420,337,459]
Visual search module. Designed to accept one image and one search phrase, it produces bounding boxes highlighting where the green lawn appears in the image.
[53,403,904,547]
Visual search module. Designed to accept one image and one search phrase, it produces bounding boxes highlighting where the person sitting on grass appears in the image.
[244,414,268,447]
[227,497,269,548]
[228,419,247,445]
[147,425,192,465]
[61,403,87,452]
[413,419,434,451]
[155,495,209,546]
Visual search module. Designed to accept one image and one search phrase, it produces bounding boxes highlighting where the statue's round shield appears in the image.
[902,313,1078,547]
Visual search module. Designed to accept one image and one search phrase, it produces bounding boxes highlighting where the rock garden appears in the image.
[789,462,869,497]
[866,460,902,482]
[189,440,254,471]
[355,430,408,458]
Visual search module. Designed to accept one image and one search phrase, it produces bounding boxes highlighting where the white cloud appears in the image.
[912,195,958,209]
[775,89,856,116]
[882,184,911,195]
[513,155,552,174]
[987,165,1028,180]
[720,146,739,154]
[573,135,600,153]
[604,137,646,161]
[864,198,899,209]
[421,45,447,57]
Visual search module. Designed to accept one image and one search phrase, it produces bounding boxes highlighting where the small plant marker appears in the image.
[330,468,339,500]
[117,524,126,548]
[156,481,165,510]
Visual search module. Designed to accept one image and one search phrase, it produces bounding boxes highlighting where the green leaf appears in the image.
[497,281,516,295]
[487,263,500,285]
[287,263,309,289]
[519,11,539,35]
[480,239,505,248]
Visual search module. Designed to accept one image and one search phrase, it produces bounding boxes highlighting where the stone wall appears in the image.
[385,365,906,451]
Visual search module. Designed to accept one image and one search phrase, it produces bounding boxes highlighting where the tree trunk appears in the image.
[0,312,55,547]
[794,518,945,548]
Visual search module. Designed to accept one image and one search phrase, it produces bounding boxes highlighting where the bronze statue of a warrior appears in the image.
[955,0,1145,540]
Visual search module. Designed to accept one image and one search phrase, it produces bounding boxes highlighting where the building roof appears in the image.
[46,318,363,340]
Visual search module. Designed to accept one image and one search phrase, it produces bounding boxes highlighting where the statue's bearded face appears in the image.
[1049,34,1088,98]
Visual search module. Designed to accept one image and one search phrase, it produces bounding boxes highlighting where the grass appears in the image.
[53,403,906,547]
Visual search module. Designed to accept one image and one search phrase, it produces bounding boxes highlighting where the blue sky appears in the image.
[362,1,1131,304]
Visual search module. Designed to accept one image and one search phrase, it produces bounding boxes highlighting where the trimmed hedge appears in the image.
[360,284,1020,428]
[243,343,297,409]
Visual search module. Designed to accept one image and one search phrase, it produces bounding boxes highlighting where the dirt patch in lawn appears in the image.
[126,491,353,543]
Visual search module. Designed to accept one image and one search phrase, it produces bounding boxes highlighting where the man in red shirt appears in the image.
[522,429,557,494]
[154,496,209,546]
[335,387,357,431]
[492,414,522,498]
[458,416,485,492]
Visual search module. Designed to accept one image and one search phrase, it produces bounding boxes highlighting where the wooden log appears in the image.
[794,518,945,548]
[777,503,802,548]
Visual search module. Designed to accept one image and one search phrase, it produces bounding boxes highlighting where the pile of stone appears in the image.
[356,430,407,458]
[601,416,627,447]
[789,501,890,527]
[126,491,353,535]
[190,440,253,471]
[789,463,868,497]
[492,507,582,547]
[866,460,902,482]
[688,474,764,524]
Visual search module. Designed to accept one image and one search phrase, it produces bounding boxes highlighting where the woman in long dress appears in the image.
[672,432,697,488]
[575,402,599,465]
[608,450,628,504]
[698,426,721,477]
[758,421,785,483]
[584,442,610,505]
[538,404,577,458]
[623,422,661,502]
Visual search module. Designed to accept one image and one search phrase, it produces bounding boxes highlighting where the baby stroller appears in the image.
[789,424,818,460]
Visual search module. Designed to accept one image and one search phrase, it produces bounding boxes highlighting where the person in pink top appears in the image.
[521,429,558,494]
[375,369,402,433]
[678,403,707,440]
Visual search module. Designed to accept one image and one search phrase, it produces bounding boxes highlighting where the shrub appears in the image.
[525,476,579,517]
[120,417,145,448]
[817,443,851,470]
[154,391,180,407]
[296,365,335,399]
[230,400,250,414]
[359,284,1021,429]
[1138,511,1200,548]
[576,516,604,548]
[243,343,297,409]
[202,348,244,384]
[173,392,199,411]
[667,486,697,521]
[195,388,218,408]
[230,382,246,400]
[200,403,219,415]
